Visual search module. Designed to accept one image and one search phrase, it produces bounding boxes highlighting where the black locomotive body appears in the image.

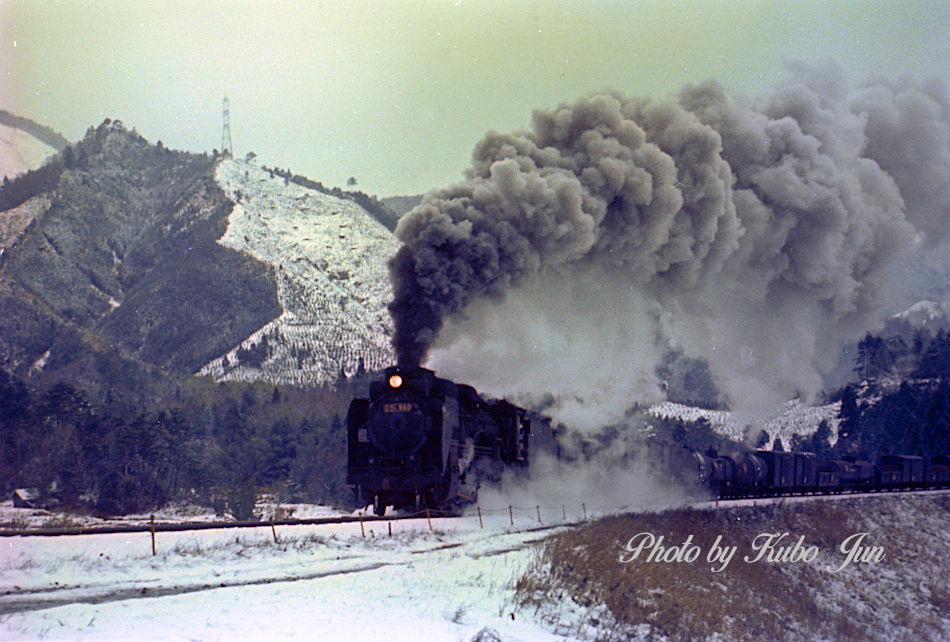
[346,365,529,515]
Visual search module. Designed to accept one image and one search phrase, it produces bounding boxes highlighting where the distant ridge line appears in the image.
[0,109,70,151]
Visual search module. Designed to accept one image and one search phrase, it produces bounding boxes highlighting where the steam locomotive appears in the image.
[687,449,950,498]
[346,365,948,514]
[346,366,530,515]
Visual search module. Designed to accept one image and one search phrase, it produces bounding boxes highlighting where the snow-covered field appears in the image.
[3,490,948,641]
[0,501,347,531]
[0,507,580,641]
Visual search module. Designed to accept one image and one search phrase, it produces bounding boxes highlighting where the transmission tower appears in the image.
[221,96,233,157]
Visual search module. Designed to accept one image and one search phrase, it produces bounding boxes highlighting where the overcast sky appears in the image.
[2,0,949,196]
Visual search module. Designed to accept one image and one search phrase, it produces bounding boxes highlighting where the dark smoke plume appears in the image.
[388,65,950,414]
[389,89,740,365]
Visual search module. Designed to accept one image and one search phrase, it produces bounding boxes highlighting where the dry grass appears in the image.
[0,510,85,531]
[0,511,31,530]
[39,513,83,529]
[4,500,114,529]
[930,584,950,619]
[516,494,950,641]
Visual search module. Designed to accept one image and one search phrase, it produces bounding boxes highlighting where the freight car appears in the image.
[346,365,529,515]
[691,448,950,498]
[927,455,950,483]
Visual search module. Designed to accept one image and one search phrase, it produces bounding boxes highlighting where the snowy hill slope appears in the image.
[649,399,842,448]
[198,159,399,385]
[0,123,57,180]
[885,299,950,335]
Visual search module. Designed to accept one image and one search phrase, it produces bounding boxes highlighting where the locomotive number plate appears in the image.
[383,402,414,413]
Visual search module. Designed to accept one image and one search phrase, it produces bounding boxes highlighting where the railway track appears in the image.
[4,485,948,538]
[697,485,950,506]
[0,509,452,538]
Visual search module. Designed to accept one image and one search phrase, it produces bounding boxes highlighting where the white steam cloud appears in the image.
[473,451,694,520]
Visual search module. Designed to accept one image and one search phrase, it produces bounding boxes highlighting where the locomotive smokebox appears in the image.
[366,395,427,456]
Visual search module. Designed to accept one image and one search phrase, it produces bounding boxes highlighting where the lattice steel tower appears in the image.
[221,96,233,157]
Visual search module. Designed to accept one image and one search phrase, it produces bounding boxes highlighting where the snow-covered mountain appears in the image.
[648,399,842,448]
[0,122,399,397]
[0,122,57,180]
[890,300,948,330]
[875,300,950,346]
[197,159,398,385]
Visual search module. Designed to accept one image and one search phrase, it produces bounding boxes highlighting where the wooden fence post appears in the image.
[150,515,156,556]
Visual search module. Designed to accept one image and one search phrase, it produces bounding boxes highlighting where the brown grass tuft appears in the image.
[516,494,950,641]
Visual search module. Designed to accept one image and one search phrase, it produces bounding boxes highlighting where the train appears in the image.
[346,365,530,515]
[347,366,949,514]
[687,448,950,498]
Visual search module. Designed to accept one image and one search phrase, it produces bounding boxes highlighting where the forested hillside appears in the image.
[0,367,372,516]
[830,328,950,460]
[0,120,401,516]
[643,323,950,464]
[0,119,281,398]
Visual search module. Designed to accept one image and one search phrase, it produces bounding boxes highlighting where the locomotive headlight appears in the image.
[388,374,403,389]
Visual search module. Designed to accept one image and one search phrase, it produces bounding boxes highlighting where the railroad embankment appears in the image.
[516,492,950,641]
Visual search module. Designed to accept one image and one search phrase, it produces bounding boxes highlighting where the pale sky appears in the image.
[2,0,949,196]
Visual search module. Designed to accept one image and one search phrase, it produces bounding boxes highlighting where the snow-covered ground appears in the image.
[4,491,947,641]
[198,159,399,386]
[0,500,348,531]
[0,509,579,641]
